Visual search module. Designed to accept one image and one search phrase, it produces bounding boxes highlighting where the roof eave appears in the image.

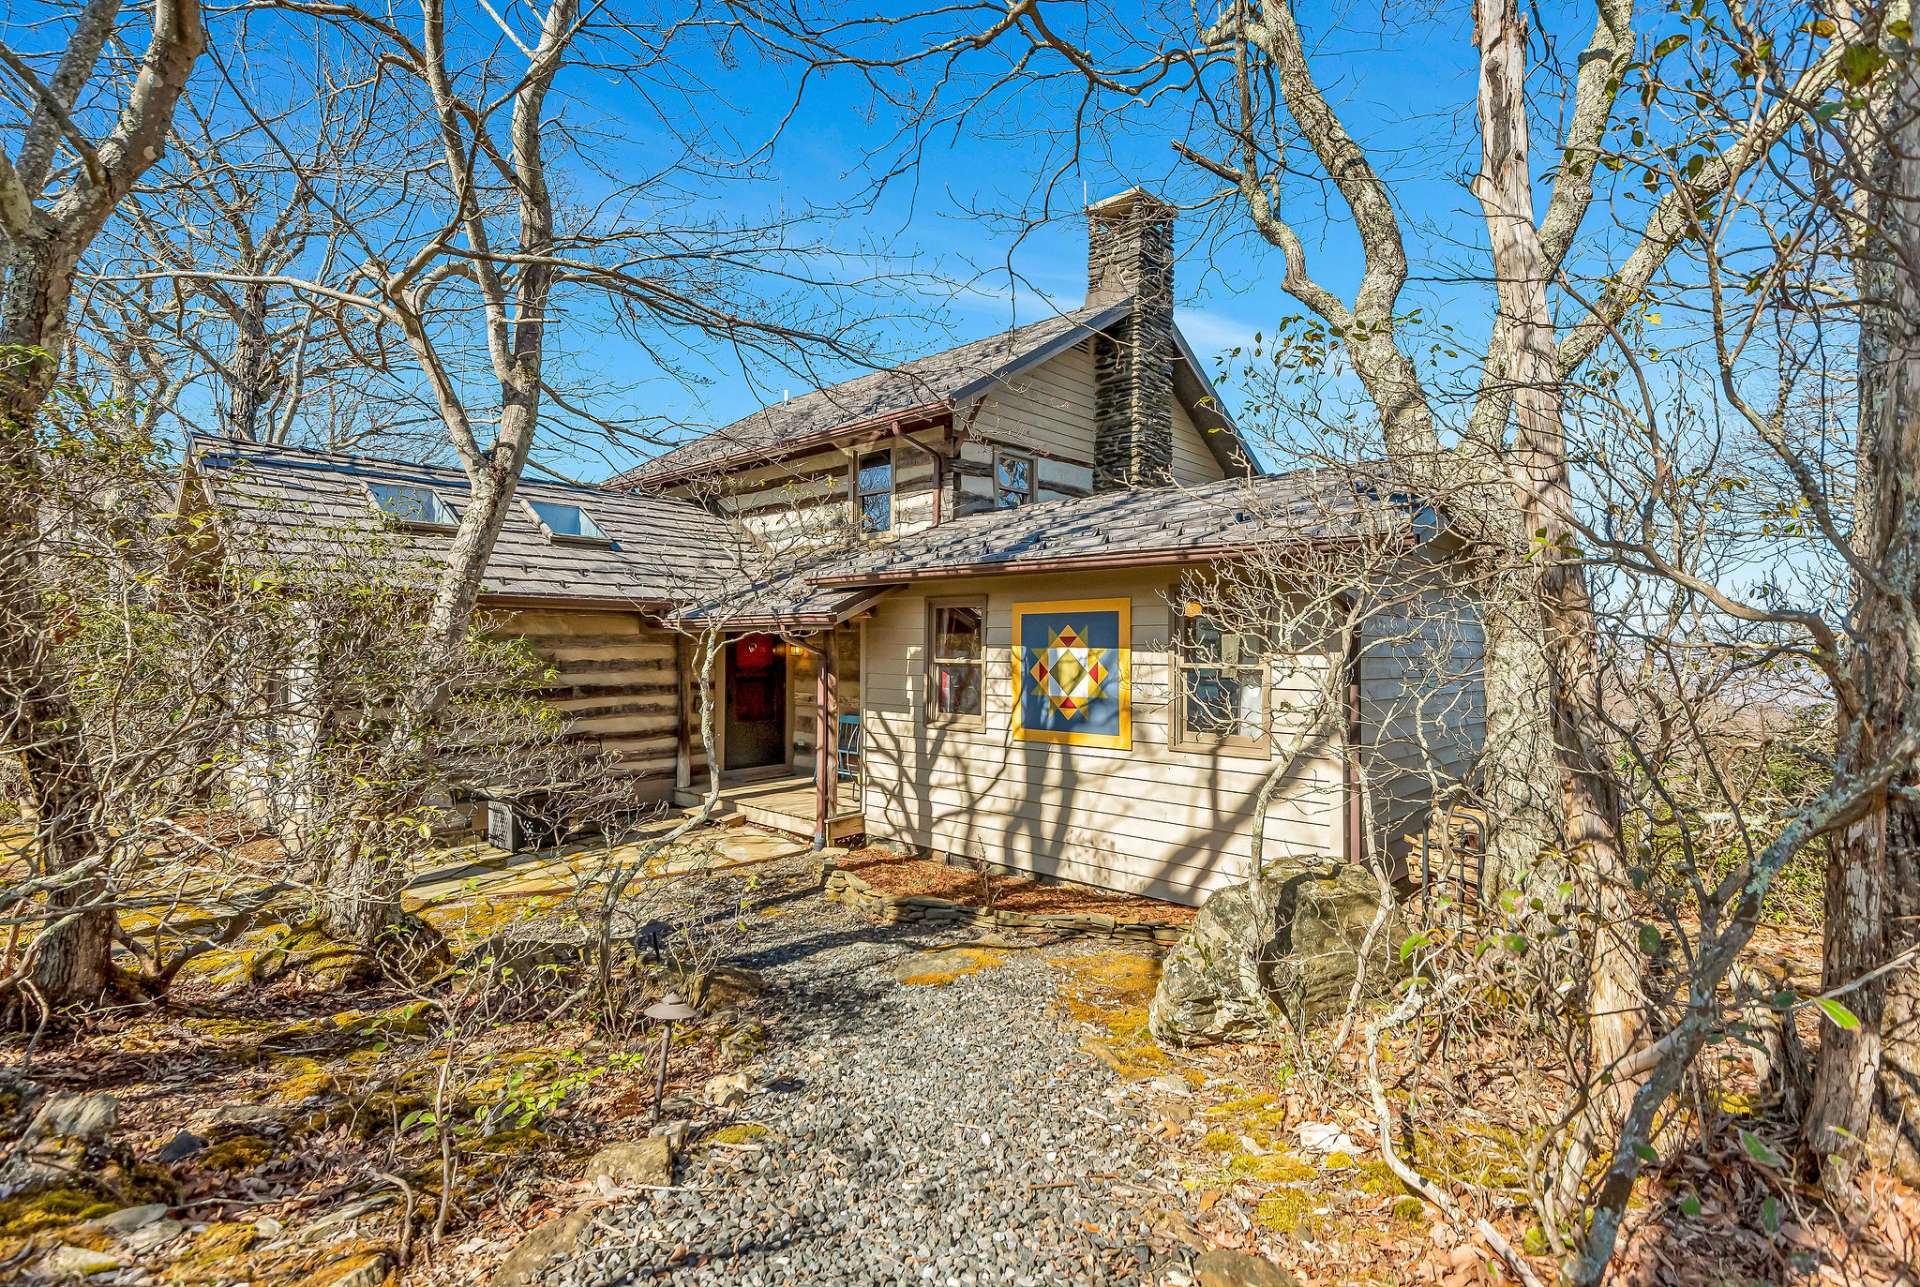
[613,404,953,492]
[944,300,1131,406]
[804,535,1380,588]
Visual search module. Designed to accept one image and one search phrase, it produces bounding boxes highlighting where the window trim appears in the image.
[924,596,988,730]
[1168,597,1272,758]
[520,497,614,547]
[364,479,459,532]
[992,448,1035,509]
[850,445,895,533]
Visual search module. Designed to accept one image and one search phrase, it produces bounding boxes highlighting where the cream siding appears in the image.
[856,569,1346,906]
[962,338,1227,491]
[1350,537,1487,870]
[1170,398,1227,485]
[660,426,950,551]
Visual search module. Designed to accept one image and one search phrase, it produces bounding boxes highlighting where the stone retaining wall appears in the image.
[821,862,1184,947]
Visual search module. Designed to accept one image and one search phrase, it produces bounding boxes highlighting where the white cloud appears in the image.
[1175,308,1259,360]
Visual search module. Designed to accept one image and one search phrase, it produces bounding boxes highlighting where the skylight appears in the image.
[526,499,610,544]
[367,481,457,529]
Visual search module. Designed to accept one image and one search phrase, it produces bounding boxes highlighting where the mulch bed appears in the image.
[838,848,1198,927]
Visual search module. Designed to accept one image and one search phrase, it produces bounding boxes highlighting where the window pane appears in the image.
[860,491,891,532]
[933,605,982,659]
[857,451,892,495]
[934,662,982,716]
[369,482,453,526]
[1182,666,1263,739]
[996,455,1030,492]
[529,500,604,539]
[1181,612,1268,666]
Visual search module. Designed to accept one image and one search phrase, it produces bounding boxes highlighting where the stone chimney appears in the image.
[1087,189,1175,491]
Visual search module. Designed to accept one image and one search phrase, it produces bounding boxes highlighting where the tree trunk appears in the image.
[1478,585,1562,893]
[2,239,122,1010]
[1809,39,1920,1184]
[1470,0,1643,1210]
[0,0,203,1011]
[224,280,270,441]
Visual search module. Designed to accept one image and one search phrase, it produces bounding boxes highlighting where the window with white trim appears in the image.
[526,499,610,544]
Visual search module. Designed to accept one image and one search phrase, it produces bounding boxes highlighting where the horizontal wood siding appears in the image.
[1352,539,1487,870]
[663,427,948,551]
[1171,397,1227,485]
[964,340,1226,490]
[857,569,1345,906]
[967,341,1100,466]
[488,607,686,800]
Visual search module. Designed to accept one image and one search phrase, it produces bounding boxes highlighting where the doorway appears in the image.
[723,633,788,772]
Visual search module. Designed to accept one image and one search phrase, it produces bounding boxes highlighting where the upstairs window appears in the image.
[854,449,893,532]
[995,451,1034,508]
[526,499,611,544]
[366,481,457,530]
[1172,605,1269,752]
[927,598,985,725]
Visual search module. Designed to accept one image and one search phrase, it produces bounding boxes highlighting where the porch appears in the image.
[675,773,865,844]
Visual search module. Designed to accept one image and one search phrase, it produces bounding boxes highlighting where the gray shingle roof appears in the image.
[610,303,1126,486]
[803,471,1414,587]
[190,435,749,608]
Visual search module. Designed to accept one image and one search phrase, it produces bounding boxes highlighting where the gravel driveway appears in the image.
[567,856,1193,1287]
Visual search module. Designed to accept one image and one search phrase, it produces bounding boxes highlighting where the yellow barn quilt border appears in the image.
[1008,597,1132,750]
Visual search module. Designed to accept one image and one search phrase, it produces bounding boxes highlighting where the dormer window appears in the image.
[367,481,458,530]
[525,499,612,545]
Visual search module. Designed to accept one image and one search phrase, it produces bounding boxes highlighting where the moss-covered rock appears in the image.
[1149,858,1403,1047]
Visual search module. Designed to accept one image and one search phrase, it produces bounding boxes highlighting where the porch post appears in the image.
[673,633,693,794]
[813,631,838,849]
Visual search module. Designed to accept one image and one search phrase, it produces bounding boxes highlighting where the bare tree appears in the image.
[1806,0,1920,1188]
[105,3,893,944]
[72,66,407,451]
[0,0,205,1007]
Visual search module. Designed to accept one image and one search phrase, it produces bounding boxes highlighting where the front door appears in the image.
[723,634,787,772]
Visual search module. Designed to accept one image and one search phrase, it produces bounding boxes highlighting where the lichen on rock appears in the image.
[1149,858,1403,1047]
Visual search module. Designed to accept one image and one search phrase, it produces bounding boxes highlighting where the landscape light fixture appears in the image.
[643,991,700,1123]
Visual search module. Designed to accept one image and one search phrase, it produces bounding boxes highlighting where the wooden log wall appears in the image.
[487,606,689,802]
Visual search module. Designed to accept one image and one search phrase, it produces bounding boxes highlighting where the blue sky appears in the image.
[521,1,1503,481]
[6,0,1726,479]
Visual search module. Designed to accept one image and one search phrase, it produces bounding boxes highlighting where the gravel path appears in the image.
[568,857,1194,1287]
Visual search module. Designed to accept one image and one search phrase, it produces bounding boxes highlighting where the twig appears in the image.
[372,1169,418,1270]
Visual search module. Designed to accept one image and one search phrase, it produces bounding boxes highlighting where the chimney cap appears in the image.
[1087,187,1173,217]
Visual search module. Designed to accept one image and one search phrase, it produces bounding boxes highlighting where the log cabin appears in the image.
[190,191,1485,906]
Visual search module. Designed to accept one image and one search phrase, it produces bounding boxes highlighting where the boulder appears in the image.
[37,1245,123,1278]
[1149,859,1402,1047]
[83,1204,170,1237]
[491,1209,594,1287]
[24,1093,117,1147]
[1194,1249,1300,1287]
[583,1138,672,1191]
[662,960,765,1011]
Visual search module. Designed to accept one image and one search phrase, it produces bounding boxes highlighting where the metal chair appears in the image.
[836,713,862,783]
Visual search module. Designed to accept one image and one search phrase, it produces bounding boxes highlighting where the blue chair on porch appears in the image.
[836,713,862,783]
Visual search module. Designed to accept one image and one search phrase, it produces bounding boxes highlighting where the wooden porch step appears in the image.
[672,780,864,844]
